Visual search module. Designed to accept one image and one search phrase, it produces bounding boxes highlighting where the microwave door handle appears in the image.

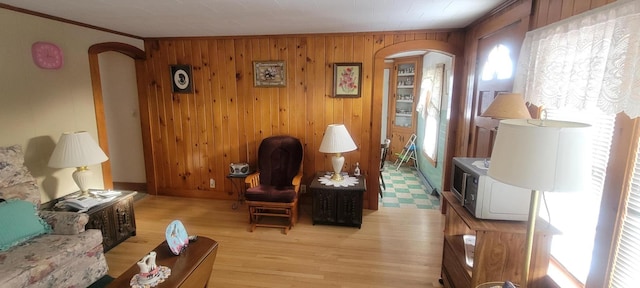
[461,172,469,205]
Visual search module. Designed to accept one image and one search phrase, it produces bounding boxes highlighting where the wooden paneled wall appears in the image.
[530,0,617,29]
[139,0,615,209]
[141,31,465,208]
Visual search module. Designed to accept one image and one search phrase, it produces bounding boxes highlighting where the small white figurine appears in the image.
[354,162,361,176]
[136,252,159,284]
[130,251,171,287]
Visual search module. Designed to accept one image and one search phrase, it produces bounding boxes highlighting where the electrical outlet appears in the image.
[209,178,215,188]
[300,184,307,194]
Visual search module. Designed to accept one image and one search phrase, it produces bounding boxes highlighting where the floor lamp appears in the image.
[488,119,591,287]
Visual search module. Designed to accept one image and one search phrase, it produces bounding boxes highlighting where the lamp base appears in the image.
[72,166,93,196]
[330,172,344,182]
[522,189,541,287]
[77,190,91,197]
[330,153,345,182]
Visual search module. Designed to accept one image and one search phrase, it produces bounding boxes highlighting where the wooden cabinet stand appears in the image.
[309,174,366,228]
[43,191,137,252]
[86,191,137,252]
[440,191,557,288]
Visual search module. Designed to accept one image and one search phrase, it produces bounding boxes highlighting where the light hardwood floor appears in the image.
[105,195,445,287]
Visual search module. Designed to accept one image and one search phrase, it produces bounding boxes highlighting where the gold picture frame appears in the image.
[333,63,362,98]
[253,61,286,87]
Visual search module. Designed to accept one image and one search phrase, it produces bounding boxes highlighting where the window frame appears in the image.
[526,109,640,287]
[586,114,640,287]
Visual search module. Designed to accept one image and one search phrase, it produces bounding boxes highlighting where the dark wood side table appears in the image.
[309,173,366,228]
[107,236,219,288]
[226,173,252,209]
[42,191,137,252]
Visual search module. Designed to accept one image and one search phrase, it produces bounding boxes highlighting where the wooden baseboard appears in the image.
[113,182,147,192]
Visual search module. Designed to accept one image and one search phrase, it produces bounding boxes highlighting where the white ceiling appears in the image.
[0,0,505,38]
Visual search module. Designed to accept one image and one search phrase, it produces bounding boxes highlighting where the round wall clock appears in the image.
[31,42,63,69]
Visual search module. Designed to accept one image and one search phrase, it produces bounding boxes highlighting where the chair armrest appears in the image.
[39,210,89,235]
[292,172,303,193]
[245,172,260,188]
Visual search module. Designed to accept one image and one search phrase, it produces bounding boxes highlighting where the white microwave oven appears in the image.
[451,157,531,221]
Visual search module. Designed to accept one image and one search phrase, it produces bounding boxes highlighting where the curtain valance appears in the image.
[513,0,640,118]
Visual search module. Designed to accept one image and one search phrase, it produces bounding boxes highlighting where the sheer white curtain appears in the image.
[513,0,640,117]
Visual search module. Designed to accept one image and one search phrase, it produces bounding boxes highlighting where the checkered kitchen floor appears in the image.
[379,162,441,210]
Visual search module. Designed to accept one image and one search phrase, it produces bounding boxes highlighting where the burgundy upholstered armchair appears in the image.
[244,135,303,234]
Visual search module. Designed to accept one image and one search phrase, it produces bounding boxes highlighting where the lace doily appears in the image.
[130,266,171,288]
[318,174,359,187]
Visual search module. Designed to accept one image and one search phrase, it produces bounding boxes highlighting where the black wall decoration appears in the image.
[170,65,193,93]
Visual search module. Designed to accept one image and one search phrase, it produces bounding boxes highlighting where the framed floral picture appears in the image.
[333,63,362,98]
[253,61,286,87]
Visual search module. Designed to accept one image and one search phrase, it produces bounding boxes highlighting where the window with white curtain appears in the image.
[418,59,447,163]
[512,0,640,285]
[514,0,640,117]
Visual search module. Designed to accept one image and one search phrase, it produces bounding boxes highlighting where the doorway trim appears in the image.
[88,42,156,195]
[370,40,463,210]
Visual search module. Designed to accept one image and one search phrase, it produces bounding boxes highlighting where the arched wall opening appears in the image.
[369,40,464,210]
[88,42,156,195]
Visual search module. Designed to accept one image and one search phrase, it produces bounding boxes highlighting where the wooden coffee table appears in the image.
[108,236,218,287]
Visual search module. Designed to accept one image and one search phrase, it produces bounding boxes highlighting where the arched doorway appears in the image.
[88,42,156,195]
[368,40,464,210]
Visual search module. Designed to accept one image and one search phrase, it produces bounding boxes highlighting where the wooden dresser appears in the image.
[440,191,557,288]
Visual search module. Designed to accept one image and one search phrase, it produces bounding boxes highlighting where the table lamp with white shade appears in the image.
[48,131,109,196]
[488,118,591,287]
[319,124,357,182]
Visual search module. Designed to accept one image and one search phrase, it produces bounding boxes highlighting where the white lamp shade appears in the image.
[488,119,591,192]
[319,124,357,153]
[48,131,108,168]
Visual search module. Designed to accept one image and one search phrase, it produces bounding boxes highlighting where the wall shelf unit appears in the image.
[387,56,421,161]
